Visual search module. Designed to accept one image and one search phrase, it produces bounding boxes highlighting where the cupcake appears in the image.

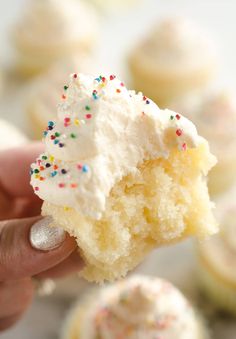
[12,0,98,77]
[89,0,138,11]
[0,119,28,150]
[61,275,209,339]
[129,17,217,108]
[190,91,236,196]
[30,73,217,282]
[198,200,236,315]
[27,55,95,139]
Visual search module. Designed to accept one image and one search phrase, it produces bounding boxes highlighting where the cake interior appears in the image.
[42,143,217,282]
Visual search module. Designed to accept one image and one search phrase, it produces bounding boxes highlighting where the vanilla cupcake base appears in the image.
[198,255,236,315]
[197,197,236,316]
[42,143,217,283]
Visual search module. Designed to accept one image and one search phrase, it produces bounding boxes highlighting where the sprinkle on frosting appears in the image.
[176,114,181,120]
[176,129,183,137]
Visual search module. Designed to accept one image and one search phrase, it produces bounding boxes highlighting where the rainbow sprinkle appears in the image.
[176,129,183,137]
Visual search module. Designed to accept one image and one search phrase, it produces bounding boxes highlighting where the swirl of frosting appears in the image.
[14,0,97,49]
[30,73,206,219]
[142,17,216,67]
[78,276,201,339]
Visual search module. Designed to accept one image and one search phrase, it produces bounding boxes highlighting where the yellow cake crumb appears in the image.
[42,143,217,282]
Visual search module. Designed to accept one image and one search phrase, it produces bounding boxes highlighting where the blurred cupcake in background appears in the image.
[88,0,139,11]
[198,198,236,316]
[12,0,98,78]
[61,275,209,339]
[0,119,28,150]
[128,17,217,108]
[26,55,96,139]
[0,70,3,94]
[192,91,236,196]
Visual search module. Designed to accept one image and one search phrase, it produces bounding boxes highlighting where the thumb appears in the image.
[0,216,77,281]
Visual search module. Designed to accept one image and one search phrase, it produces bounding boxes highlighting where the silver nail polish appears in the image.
[30,216,66,251]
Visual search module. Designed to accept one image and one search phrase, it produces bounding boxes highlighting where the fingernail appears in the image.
[30,217,66,251]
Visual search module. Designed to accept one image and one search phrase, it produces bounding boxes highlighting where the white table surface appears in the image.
[0,0,236,338]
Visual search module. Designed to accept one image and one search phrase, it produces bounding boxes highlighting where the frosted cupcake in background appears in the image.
[128,17,217,108]
[26,55,96,139]
[0,69,3,94]
[0,119,28,149]
[61,275,209,339]
[198,196,236,316]
[12,0,98,78]
[190,91,236,196]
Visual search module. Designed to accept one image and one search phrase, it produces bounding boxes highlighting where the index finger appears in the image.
[0,142,44,198]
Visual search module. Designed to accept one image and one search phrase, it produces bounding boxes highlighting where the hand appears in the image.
[0,143,83,332]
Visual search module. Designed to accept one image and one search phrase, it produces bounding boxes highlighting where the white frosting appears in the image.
[78,276,200,339]
[141,17,216,69]
[14,0,98,49]
[30,73,206,219]
[0,119,28,150]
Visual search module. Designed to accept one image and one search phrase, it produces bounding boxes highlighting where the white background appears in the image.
[0,0,236,338]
